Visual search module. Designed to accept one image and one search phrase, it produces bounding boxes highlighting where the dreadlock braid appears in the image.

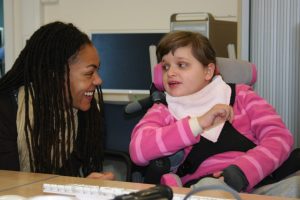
[0,21,104,176]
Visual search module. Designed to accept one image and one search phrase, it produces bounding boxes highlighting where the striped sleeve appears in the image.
[129,103,198,166]
[232,84,294,190]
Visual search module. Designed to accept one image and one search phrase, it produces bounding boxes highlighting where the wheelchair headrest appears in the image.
[153,57,257,91]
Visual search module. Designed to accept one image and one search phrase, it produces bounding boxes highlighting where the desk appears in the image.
[0,170,59,192]
[0,170,299,200]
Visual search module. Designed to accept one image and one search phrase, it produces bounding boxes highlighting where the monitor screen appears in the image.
[91,32,166,103]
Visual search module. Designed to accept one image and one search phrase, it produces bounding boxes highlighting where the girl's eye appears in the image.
[162,64,170,71]
[178,63,187,68]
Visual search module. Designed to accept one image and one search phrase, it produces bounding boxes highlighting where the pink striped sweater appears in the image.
[129,84,294,191]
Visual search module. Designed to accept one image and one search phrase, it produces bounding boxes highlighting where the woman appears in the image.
[0,21,114,179]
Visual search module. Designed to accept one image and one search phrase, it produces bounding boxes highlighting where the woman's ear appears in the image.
[205,63,216,81]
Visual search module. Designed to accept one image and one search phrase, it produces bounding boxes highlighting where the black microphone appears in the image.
[125,95,153,114]
[124,84,165,115]
[113,185,173,200]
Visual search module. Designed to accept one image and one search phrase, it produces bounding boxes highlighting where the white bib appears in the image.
[166,76,231,142]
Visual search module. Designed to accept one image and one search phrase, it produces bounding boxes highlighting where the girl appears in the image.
[129,31,300,198]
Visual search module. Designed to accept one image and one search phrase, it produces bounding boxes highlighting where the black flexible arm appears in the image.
[183,184,242,200]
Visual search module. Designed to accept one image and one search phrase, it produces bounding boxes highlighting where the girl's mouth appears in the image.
[168,81,181,87]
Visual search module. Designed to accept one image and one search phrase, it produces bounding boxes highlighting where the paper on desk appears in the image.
[29,196,76,200]
[0,195,27,200]
[0,195,77,200]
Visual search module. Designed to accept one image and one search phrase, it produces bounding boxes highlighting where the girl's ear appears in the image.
[205,63,216,81]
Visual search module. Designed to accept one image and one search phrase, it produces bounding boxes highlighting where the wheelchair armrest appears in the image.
[104,149,133,182]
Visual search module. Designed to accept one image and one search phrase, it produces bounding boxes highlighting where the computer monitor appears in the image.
[91,31,166,104]
[103,103,143,152]
[0,27,3,47]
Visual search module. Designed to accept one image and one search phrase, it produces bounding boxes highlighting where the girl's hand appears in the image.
[197,104,233,130]
[86,171,115,180]
[213,171,224,181]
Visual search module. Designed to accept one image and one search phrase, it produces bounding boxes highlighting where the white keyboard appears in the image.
[43,183,233,200]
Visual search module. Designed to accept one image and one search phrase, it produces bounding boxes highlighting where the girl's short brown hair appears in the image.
[156,31,216,66]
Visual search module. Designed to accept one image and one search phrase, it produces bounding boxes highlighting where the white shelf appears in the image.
[102,89,150,105]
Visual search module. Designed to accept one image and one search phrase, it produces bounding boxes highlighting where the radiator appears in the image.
[250,0,300,147]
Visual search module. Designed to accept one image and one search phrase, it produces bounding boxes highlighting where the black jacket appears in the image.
[0,91,83,175]
[0,92,20,170]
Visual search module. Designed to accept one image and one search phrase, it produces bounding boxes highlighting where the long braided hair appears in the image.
[0,21,104,176]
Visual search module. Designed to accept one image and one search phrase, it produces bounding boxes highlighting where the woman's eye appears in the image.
[85,72,94,77]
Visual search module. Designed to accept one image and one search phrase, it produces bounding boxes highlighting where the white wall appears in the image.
[4,0,43,72]
[4,0,238,72]
[42,0,237,32]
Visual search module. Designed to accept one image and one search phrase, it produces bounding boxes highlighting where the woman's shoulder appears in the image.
[0,91,18,126]
[0,92,20,171]
[0,91,18,146]
[0,90,18,110]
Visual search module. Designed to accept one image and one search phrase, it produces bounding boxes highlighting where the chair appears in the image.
[215,57,257,86]
[105,57,257,183]
[103,103,144,182]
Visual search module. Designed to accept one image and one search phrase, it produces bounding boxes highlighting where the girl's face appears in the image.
[162,46,214,97]
[69,44,102,111]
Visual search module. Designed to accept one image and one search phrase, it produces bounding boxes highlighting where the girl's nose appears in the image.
[167,66,176,77]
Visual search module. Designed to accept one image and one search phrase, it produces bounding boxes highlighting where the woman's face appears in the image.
[162,46,214,97]
[69,44,102,111]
